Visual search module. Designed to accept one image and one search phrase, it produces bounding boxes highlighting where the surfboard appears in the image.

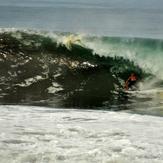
[126,88,163,99]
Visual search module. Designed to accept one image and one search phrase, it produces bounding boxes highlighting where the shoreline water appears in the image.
[0,105,163,163]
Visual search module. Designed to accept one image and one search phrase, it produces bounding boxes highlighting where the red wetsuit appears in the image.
[125,74,137,90]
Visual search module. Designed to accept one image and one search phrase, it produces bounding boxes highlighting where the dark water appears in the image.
[0,30,163,115]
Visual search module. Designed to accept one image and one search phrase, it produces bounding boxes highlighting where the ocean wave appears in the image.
[0,29,161,108]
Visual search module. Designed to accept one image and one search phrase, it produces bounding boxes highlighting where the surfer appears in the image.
[125,73,137,90]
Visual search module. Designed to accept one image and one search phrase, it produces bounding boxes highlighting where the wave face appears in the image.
[0,29,162,109]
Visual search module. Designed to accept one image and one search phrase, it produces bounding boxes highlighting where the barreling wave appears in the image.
[0,29,162,109]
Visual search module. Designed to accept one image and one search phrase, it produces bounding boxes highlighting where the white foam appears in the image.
[0,105,163,163]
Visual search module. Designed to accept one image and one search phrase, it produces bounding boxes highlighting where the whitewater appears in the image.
[0,0,163,162]
[0,105,163,163]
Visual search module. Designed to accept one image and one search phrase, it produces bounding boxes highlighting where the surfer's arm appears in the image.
[124,83,128,90]
[124,77,131,90]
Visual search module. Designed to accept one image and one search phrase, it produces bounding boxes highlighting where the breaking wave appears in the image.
[0,28,162,109]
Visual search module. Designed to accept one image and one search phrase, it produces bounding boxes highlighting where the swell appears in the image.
[0,29,159,108]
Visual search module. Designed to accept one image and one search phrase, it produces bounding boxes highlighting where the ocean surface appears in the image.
[0,0,163,162]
